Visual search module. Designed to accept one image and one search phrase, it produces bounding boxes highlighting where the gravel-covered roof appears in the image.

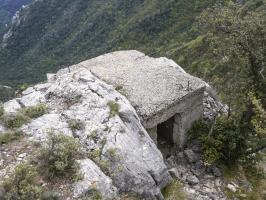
[60,50,206,120]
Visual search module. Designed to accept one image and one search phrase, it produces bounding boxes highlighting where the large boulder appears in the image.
[15,67,171,199]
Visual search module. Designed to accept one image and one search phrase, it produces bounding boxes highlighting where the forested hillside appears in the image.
[0,0,32,36]
[0,0,217,86]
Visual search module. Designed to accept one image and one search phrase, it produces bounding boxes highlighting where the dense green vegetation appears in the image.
[0,0,32,36]
[38,131,80,179]
[0,0,217,86]
[2,163,44,200]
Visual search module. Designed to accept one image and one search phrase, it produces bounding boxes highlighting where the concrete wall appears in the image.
[144,88,204,148]
[142,87,205,129]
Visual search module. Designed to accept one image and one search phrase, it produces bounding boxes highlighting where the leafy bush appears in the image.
[2,114,29,129]
[2,163,43,200]
[107,101,120,117]
[38,132,80,178]
[0,130,22,144]
[1,104,47,129]
[22,104,48,119]
[188,117,243,164]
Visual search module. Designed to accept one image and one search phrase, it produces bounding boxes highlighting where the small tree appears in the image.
[2,163,43,200]
[38,131,80,179]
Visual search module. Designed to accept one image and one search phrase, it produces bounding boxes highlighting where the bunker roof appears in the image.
[62,50,206,121]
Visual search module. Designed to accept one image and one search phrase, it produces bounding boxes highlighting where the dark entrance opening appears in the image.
[157,116,175,158]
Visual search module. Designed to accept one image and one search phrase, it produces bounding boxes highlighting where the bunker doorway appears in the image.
[157,116,175,158]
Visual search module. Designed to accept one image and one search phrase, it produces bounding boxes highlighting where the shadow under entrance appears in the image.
[157,116,175,158]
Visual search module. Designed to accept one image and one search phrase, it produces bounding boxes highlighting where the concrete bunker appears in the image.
[58,50,206,150]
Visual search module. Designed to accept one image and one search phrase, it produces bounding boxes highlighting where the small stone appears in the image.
[166,155,177,168]
[184,149,199,163]
[18,153,27,158]
[227,184,237,192]
[22,87,35,95]
[176,152,187,165]
[47,73,57,82]
[185,187,196,194]
[239,194,247,198]
[0,124,6,134]
[211,166,222,177]
[208,193,219,200]
[168,168,180,179]
[186,175,199,185]
[3,99,21,114]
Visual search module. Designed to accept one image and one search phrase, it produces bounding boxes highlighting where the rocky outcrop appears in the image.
[166,141,226,200]
[203,86,229,121]
[0,51,227,199]
[1,66,171,199]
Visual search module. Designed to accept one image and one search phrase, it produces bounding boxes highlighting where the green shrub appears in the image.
[0,104,47,129]
[38,132,80,178]
[2,114,29,129]
[22,104,48,119]
[83,188,103,200]
[162,181,187,200]
[107,101,120,117]
[0,130,22,144]
[188,117,244,164]
[115,85,123,91]
[68,119,84,131]
[2,163,43,200]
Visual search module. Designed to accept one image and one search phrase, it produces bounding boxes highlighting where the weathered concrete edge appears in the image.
[142,86,206,129]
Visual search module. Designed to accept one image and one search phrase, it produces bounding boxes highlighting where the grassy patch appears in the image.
[107,101,120,117]
[1,104,48,129]
[68,119,84,131]
[115,85,123,91]
[222,161,266,200]
[2,163,43,200]
[38,132,80,179]
[162,181,187,200]
[22,104,48,119]
[0,130,23,144]
[2,114,29,129]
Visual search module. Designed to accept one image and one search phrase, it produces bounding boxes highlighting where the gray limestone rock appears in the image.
[186,175,200,185]
[17,64,171,199]
[184,149,199,163]
[3,99,21,114]
[0,124,6,134]
[0,50,226,199]
[74,159,118,198]
[59,50,206,130]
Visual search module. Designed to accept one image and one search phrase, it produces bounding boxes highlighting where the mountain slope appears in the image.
[0,0,32,36]
[0,0,216,86]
